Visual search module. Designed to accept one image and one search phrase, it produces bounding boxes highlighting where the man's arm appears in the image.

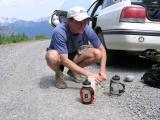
[98,43,107,79]
[85,25,106,79]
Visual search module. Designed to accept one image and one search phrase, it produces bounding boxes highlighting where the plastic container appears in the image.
[109,75,125,95]
[80,79,95,104]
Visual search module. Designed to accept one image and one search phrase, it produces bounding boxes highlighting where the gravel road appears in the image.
[0,40,160,120]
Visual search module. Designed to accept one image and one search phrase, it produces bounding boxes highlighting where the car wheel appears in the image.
[97,32,114,66]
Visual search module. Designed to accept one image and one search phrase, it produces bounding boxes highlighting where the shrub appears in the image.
[0,33,30,44]
[35,34,48,40]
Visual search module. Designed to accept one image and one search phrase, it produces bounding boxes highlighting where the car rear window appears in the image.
[132,0,160,4]
[102,0,122,8]
[131,0,143,3]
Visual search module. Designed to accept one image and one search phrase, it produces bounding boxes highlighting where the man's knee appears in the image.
[84,48,101,60]
[45,50,60,63]
[93,48,101,60]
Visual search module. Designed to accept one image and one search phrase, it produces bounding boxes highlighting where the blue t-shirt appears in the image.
[47,22,101,54]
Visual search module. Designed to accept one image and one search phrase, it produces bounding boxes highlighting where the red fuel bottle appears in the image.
[80,79,94,104]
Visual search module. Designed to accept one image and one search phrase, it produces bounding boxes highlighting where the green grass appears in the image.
[0,33,50,44]
[35,34,49,40]
[0,33,30,44]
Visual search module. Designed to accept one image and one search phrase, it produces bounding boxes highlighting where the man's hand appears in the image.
[90,73,106,85]
[96,71,106,85]
[99,71,106,80]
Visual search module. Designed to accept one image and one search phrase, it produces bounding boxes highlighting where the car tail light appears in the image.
[120,6,146,23]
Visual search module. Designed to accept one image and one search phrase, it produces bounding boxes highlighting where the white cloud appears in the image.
[0,0,64,7]
[0,0,21,7]
[0,0,66,20]
[0,0,94,21]
[0,0,12,6]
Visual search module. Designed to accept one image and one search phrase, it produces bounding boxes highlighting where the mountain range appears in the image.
[0,17,54,39]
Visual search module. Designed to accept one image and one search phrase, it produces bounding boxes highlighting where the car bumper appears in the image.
[102,29,160,51]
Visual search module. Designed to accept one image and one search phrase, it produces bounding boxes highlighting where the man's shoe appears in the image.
[55,71,67,89]
[67,70,86,83]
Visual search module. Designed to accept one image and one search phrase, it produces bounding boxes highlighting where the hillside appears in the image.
[0,17,54,38]
[0,27,18,36]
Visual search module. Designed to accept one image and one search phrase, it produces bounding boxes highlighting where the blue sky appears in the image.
[0,0,94,21]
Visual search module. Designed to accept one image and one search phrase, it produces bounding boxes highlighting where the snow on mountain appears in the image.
[0,17,18,25]
[0,17,53,38]
[0,17,50,25]
[37,17,50,22]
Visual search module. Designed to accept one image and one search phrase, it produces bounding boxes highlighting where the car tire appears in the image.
[97,32,114,66]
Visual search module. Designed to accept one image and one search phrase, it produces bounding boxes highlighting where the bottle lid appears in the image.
[112,75,120,81]
[82,79,91,87]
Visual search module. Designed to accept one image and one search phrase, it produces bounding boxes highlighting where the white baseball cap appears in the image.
[67,6,90,21]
